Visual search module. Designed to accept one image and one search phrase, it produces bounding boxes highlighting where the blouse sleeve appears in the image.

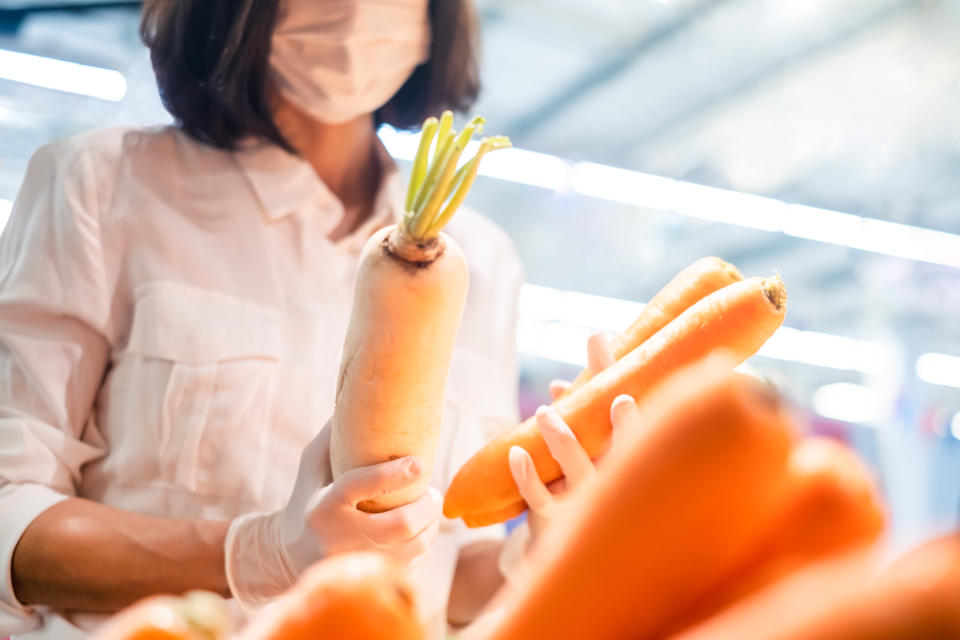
[0,141,112,633]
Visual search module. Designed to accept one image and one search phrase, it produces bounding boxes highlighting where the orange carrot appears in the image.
[330,112,509,511]
[481,356,796,640]
[94,591,230,640]
[563,256,742,397]
[671,534,960,640]
[238,552,423,640]
[668,437,886,633]
[444,275,788,525]
[755,437,885,560]
[462,503,527,529]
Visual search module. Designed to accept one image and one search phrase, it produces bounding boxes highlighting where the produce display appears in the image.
[92,115,954,640]
[329,111,510,512]
[444,274,788,527]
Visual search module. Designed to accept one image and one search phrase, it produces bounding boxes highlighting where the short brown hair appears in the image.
[141,0,480,153]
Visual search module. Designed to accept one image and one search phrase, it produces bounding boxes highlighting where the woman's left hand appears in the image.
[507,332,641,542]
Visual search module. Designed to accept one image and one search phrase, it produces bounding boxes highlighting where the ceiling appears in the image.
[0,0,958,408]
[0,0,958,538]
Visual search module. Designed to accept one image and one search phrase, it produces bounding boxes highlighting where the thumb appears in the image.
[586,332,615,376]
[335,456,425,508]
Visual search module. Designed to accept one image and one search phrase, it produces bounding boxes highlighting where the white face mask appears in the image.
[270,0,431,124]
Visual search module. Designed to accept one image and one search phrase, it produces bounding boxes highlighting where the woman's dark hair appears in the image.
[140,0,481,153]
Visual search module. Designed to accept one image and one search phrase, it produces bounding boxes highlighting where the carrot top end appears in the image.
[179,591,231,640]
[763,275,787,311]
[401,115,511,244]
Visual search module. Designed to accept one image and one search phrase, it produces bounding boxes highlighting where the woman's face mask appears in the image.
[270,0,431,125]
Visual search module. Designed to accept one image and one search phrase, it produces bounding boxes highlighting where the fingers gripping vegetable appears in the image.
[330,112,510,512]
[482,356,796,640]
[94,591,230,640]
[238,552,423,640]
[445,275,788,526]
[562,256,742,398]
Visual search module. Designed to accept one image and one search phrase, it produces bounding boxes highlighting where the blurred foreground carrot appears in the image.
[481,355,795,640]
[237,552,422,640]
[667,437,886,632]
[94,591,229,640]
[671,533,960,640]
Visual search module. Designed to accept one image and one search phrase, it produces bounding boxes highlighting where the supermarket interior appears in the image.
[1,0,959,638]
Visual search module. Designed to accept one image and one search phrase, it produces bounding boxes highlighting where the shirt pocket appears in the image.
[122,281,282,502]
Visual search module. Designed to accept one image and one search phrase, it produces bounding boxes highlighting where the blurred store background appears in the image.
[1,0,958,547]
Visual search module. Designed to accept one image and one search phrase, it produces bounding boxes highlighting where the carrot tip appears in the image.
[442,498,460,518]
[763,275,787,311]
[722,260,744,281]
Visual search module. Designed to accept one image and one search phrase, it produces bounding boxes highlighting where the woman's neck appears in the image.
[273,98,383,241]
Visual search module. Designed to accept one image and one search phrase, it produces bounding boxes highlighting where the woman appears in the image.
[0,0,634,637]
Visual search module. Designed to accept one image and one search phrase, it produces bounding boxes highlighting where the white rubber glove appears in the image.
[225,422,442,610]
[500,332,642,581]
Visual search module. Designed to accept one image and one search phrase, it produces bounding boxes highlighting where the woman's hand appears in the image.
[225,422,441,609]
[281,424,442,571]
[507,333,641,541]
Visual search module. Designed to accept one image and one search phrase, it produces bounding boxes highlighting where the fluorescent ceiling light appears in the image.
[519,284,642,332]
[379,127,568,191]
[757,326,892,375]
[915,352,960,388]
[812,382,883,424]
[0,198,11,231]
[518,284,893,374]
[517,316,594,368]
[380,128,960,269]
[570,162,960,269]
[0,49,126,101]
[476,148,569,191]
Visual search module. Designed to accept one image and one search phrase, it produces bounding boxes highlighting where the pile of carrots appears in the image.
[92,114,960,639]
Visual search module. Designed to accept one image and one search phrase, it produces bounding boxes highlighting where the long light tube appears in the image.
[916,352,960,389]
[811,382,884,424]
[380,128,960,269]
[0,49,126,101]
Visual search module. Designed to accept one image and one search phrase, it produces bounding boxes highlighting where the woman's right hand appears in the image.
[225,422,441,609]
[280,423,442,573]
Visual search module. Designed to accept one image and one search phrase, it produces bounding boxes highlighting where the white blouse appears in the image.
[0,126,522,639]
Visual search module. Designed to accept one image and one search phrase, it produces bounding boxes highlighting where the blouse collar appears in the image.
[233,135,405,252]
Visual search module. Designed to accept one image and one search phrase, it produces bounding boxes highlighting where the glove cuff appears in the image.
[224,510,299,612]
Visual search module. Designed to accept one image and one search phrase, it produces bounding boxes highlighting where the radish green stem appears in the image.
[412,118,484,238]
[401,114,511,244]
[405,116,438,212]
[412,130,456,215]
[434,111,453,158]
[427,136,511,236]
